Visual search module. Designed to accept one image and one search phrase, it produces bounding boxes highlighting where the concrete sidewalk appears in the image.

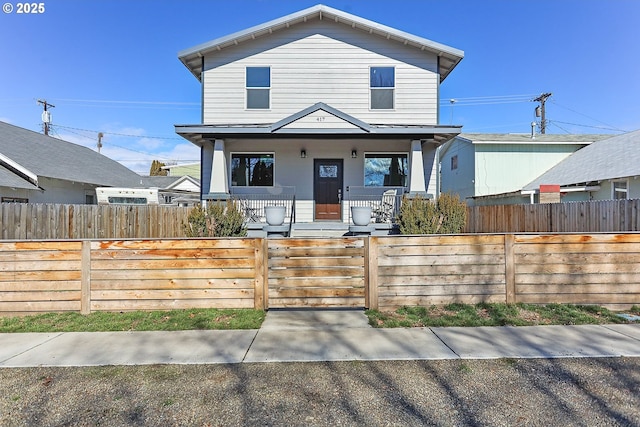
[0,310,639,367]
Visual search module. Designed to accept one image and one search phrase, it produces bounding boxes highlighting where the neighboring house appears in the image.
[521,129,640,202]
[175,4,464,222]
[439,133,609,206]
[96,175,200,206]
[139,175,200,205]
[161,162,201,179]
[0,121,143,204]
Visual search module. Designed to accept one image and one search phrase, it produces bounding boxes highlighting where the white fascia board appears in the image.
[473,141,593,146]
[0,152,38,186]
[521,186,600,195]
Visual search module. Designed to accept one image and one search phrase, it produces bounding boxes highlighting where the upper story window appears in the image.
[613,180,628,199]
[246,67,270,109]
[451,155,458,170]
[231,153,274,186]
[364,153,407,187]
[370,66,395,110]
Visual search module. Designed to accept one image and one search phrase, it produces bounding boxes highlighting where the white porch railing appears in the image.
[230,186,296,224]
[346,186,406,224]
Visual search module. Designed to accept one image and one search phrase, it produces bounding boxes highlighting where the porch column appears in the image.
[409,140,427,194]
[201,143,213,196]
[209,139,229,198]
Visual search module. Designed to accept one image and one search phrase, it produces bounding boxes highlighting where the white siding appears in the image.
[202,20,439,125]
[172,180,200,193]
[0,177,96,204]
[225,138,415,222]
[474,144,584,197]
[227,138,410,194]
[282,110,360,129]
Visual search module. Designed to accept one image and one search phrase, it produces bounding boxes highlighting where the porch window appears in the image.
[246,67,270,109]
[364,153,407,187]
[370,67,394,109]
[231,153,274,186]
[613,180,628,199]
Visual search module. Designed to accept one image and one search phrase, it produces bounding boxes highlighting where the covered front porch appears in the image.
[229,185,407,237]
[175,103,460,232]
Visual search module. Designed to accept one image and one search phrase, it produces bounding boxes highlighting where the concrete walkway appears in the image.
[0,310,639,367]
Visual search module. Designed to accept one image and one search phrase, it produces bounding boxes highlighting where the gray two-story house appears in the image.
[175,4,464,223]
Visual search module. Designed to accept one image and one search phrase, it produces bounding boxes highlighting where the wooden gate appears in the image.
[267,238,366,308]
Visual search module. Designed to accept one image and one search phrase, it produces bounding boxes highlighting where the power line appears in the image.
[50,124,176,161]
[550,100,628,132]
[49,98,200,106]
[439,94,536,106]
[548,120,626,133]
[53,124,183,140]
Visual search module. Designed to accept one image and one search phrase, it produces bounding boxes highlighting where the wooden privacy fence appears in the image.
[0,238,264,316]
[465,199,640,233]
[0,203,192,240]
[1,234,639,316]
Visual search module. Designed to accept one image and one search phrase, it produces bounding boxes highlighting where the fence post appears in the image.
[366,236,379,310]
[253,238,267,310]
[504,234,516,304]
[80,240,91,314]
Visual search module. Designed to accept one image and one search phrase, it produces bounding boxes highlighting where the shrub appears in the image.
[183,199,247,237]
[398,193,466,235]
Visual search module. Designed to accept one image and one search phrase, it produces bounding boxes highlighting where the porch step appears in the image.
[247,222,397,238]
[289,223,349,238]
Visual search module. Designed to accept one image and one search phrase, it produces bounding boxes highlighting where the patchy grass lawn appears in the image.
[0,309,265,333]
[366,303,640,328]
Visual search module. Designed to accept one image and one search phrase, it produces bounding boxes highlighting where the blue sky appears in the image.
[1,0,638,174]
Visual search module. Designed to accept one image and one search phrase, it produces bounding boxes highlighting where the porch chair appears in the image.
[373,189,397,223]
[238,198,261,223]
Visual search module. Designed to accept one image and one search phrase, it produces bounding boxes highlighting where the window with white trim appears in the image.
[231,153,274,186]
[613,180,628,199]
[364,153,407,186]
[370,67,394,109]
[246,67,270,109]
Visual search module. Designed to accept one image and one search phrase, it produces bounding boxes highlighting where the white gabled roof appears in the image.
[179,4,464,82]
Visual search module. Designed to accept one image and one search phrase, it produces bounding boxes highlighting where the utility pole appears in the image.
[37,99,55,136]
[97,132,104,153]
[533,93,552,134]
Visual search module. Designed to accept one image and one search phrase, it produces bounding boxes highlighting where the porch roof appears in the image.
[176,124,461,146]
[175,103,461,147]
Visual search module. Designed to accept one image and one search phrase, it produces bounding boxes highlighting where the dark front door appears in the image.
[314,159,343,220]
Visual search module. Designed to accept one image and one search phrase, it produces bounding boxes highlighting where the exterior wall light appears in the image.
[351,149,357,158]
[300,149,306,158]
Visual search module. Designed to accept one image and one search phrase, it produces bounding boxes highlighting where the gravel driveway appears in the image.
[1,358,638,426]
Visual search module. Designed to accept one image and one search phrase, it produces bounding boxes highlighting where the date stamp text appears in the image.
[3,3,46,14]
